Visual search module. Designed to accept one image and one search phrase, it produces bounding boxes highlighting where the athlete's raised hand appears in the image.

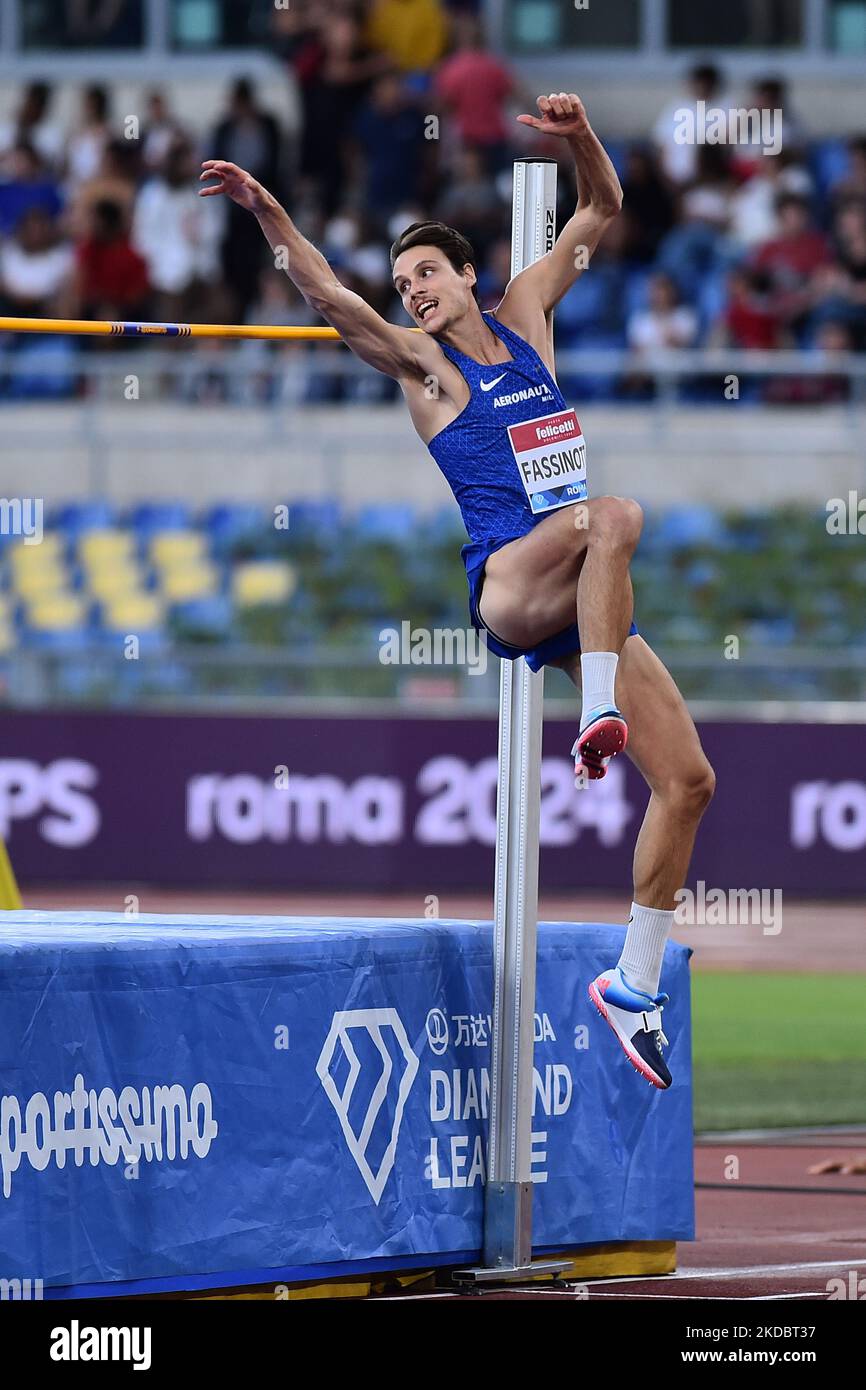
[199,160,266,212]
[517,92,590,139]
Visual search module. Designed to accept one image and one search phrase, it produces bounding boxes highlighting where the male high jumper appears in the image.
[201,92,715,1089]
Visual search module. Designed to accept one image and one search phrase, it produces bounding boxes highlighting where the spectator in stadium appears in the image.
[655,146,734,301]
[652,63,726,187]
[731,75,805,182]
[210,78,281,320]
[752,192,831,338]
[433,145,504,260]
[830,135,866,211]
[133,138,221,322]
[141,89,187,176]
[729,147,813,251]
[69,197,149,322]
[810,201,866,348]
[364,0,448,76]
[434,13,515,172]
[766,317,854,405]
[0,142,63,236]
[619,147,675,264]
[473,233,512,309]
[66,84,113,186]
[67,136,140,239]
[352,73,429,220]
[627,271,698,354]
[711,266,781,350]
[0,81,64,173]
[0,206,73,315]
[288,10,383,221]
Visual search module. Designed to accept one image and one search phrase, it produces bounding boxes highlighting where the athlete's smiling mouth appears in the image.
[415,298,439,321]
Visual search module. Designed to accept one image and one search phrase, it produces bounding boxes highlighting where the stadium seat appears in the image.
[809,138,851,201]
[78,529,136,568]
[54,500,118,538]
[25,593,90,647]
[86,566,147,602]
[285,499,343,542]
[355,504,419,542]
[8,547,69,600]
[232,560,295,607]
[100,593,166,636]
[655,506,728,550]
[150,530,208,570]
[129,502,193,538]
[159,562,221,604]
[172,594,234,640]
[8,533,64,565]
[204,503,267,556]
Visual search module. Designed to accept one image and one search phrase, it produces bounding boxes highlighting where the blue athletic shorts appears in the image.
[465,542,638,674]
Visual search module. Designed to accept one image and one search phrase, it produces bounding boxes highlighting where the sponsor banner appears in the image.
[0,712,864,892]
[0,913,693,1290]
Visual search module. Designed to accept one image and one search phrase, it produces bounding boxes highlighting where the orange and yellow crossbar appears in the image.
[0,316,348,341]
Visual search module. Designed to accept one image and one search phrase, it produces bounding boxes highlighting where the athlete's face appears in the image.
[392,246,477,334]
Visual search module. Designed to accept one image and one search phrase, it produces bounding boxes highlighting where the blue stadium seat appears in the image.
[286,499,343,542]
[53,500,118,538]
[809,139,851,200]
[172,595,234,639]
[655,506,728,550]
[204,503,267,554]
[129,502,193,539]
[355,504,419,542]
[3,337,77,400]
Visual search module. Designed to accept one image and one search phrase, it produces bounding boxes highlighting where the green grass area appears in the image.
[691,973,866,1132]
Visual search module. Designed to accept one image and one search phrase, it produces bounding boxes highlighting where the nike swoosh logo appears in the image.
[480,373,508,392]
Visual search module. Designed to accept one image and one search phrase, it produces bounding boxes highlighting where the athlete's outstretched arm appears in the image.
[199,160,427,380]
[506,94,623,315]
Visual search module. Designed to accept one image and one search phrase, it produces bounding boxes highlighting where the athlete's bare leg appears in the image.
[552,635,715,906]
[476,496,641,655]
[554,634,714,1089]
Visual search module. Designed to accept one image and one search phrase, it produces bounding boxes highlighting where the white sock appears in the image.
[580,651,618,728]
[616,902,675,998]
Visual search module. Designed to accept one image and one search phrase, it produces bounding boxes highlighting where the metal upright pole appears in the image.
[458,159,568,1284]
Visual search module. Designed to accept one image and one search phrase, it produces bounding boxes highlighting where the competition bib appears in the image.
[507,409,587,516]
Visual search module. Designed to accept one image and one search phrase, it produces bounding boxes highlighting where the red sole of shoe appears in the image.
[574,718,629,781]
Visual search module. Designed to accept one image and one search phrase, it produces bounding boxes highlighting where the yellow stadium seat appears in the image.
[85,564,146,601]
[8,535,63,568]
[79,529,136,568]
[150,530,207,570]
[13,564,69,600]
[160,563,219,603]
[102,593,165,633]
[28,594,87,632]
[233,561,295,608]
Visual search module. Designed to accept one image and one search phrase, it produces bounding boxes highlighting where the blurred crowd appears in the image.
[1,0,865,402]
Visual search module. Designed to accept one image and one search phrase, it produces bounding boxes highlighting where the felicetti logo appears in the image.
[316,1010,419,1204]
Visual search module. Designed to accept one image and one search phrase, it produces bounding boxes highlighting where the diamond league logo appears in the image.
[316,1009,419,1204]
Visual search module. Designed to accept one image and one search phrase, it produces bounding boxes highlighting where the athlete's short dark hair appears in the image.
[390,221,479,301]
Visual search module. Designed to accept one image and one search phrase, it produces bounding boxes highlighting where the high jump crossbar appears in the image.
[0,318,349,341]
[2,168,565,1280]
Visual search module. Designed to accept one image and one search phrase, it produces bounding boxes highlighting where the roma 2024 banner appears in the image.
[0,710,864,893]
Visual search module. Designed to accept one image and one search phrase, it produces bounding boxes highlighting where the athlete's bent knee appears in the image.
[671,759,716,818]
[589,496,643,554]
